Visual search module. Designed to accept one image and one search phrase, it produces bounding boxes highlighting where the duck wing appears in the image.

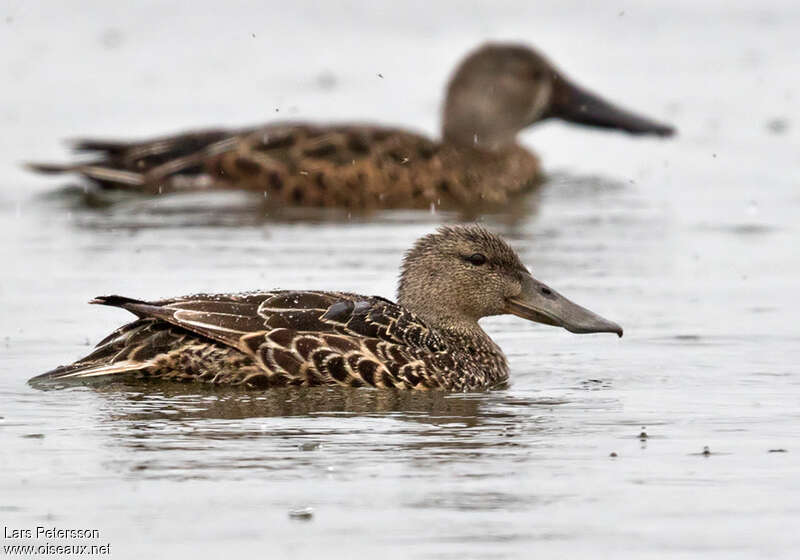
[35,291,457,389]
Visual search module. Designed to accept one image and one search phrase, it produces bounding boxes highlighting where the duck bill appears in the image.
[547,74,675,137]
[505,275,623,337]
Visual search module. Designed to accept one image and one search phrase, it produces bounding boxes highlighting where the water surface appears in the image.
[1,1,799,558]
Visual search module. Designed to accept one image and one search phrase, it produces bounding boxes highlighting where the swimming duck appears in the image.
[28,42,674,209]
[32,225,622,390]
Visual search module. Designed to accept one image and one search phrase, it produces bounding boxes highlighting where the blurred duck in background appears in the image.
[29,42,674,210]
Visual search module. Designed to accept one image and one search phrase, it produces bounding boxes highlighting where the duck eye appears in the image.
[466,253,487,266]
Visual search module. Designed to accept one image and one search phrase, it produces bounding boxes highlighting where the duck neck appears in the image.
[399,299,508,378]
[439,320,501,356]
[437,319,509,387]
[441,121,518,152]
[441,91,521,151]
[425,314,490,343]
[398,292,481,337]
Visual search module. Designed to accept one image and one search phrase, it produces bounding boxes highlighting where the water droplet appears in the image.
[288,507,314,520]
[765,118,789,134]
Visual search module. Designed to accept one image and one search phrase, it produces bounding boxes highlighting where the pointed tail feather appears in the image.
[29,360,148,383]
[25,162,145,187]
[90,295,155,318]
[90,294,148,307]
[25,162,76,174]
[69,138,135,154]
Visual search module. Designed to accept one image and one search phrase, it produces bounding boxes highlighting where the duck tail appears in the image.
[24,161,146,188]
[29,314,161,385]
[24,162,75,174]
[26,132,239,192]
[30,360,147,383]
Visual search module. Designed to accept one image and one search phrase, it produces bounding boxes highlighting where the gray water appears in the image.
[1,1,799,558]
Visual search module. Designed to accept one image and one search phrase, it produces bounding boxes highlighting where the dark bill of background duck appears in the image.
[546,73,676,137]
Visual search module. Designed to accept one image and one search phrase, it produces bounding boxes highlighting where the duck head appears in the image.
[442,42,675,149]
[397,224,623,337]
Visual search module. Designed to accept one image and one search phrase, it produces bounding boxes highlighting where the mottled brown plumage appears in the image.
[32,225,623,391]
[27,42,674,209]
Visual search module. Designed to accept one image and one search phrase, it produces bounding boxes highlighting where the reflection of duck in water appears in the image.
[29,43,673,210]
[33,225,621,391]
[95,385,493,426]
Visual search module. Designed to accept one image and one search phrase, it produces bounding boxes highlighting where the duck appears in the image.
[28,42,674,210]
[31,225,622,391]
